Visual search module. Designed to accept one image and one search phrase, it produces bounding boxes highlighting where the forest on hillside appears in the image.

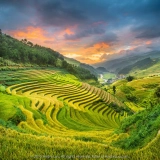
[0,30,97,82]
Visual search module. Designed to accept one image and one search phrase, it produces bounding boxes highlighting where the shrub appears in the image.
[108,102,133,115]
[0,118,6,126]
[142,83,159,89]
[109,102,121,113]
[126,76,134,82]
[8,107,26,125]
[155,87,160,98]
[121,85,135,94]
[126,94,138,103]
[113,85,116,94]
[0,85,6,92]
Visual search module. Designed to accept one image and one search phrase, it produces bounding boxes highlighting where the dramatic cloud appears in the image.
[64,26,105,40]
[135,26,160,39]
[0,0,160,63]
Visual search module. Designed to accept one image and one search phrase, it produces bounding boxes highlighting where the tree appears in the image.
[62,60,68,68]
[113,85,116,94]
[21,39,27,44]
[27,41,33,47]
[126,94,137,102]
[126,75,134,82]
[0,29,2,35]
[155,87,160,98]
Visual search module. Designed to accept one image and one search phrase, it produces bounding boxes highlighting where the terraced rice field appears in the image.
[1,69,160,159]
[124,102,144,113]
[1,69,128,143]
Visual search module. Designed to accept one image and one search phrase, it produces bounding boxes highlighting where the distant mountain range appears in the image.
[93,51,160,76]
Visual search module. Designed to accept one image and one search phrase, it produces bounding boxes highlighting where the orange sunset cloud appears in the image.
[8,26,49,40]
[84,42,110,55]
[64,42,112,64]
[146,40,152,45]
[65,28,74,35]
[6,26,56,48]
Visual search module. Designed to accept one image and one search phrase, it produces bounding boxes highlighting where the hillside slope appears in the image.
[130,60,160,77]
[118,57,157,74]
[94,51,160,74]
[65,57,98,76]
[0,32,97,82]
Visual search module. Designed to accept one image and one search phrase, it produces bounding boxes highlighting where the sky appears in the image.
[0,0,160,64]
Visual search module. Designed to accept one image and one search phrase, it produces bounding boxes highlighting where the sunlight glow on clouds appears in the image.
[64,53,81,59]
[7,26,55,47]
[146,40,152,45]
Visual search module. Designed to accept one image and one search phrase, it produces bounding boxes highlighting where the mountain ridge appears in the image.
[93,51,160,75]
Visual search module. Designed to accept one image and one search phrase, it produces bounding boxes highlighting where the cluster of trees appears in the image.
[0,31,97,82]
[62,61,97,81]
